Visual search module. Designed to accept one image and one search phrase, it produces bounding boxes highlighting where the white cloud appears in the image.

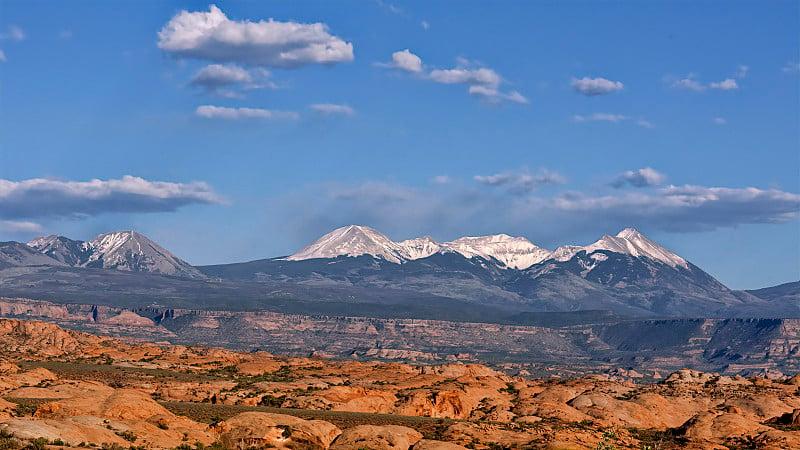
[189,64,275,97]
[637,119,654,129]
[735,65,749,78]
[429,67,501,88]
[474,168,565,194]
[0,26,25,41]
[195,105,299,120]
[0,50,5,63]
[310,103,355,116]
[286,177,800,240]
[710,78,738,91]
[380,52,526,105]
[611,167,667,188]
[431,175,452,184]
[570,77,624,96]
[0,220,43,233]
[0,176,224,219]
[382,49,423,73]
[670,74,706,92]
[468,85,528,104]
[158,5,353,68]
[783,62,800,73]
[421,20,430,30]
[712,117,726,125]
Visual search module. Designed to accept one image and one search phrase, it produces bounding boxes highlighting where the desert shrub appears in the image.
[115,431,136,443]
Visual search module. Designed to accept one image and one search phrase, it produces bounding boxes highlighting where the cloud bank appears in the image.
[0,176,224,220]
[281,170,800,242]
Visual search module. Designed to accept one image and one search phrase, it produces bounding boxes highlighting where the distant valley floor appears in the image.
[1,296,798,381]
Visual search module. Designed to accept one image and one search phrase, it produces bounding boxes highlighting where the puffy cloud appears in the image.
[195,105,299,120]
[189,64,276,97]
[735,65,749,78]
[710,78,738,90]
[712,117,727,125]
[382,49,423,73]
[0,176,224,219]
[379,51,526,105]
[670,74,706,92]
[157,5,353,68]
[0,26,25,41]
[570,77,624,96]
[468,85,528,104]
[189,64,277,98]
[431,175,452,184]
[309,103,355,116]
[429,67,502,88]
[474,168,565,194]
[421,20,430,30]
[0,220,43,233]
[611,167,667,188]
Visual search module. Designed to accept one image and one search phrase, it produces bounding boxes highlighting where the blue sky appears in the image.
[0,1,798,289]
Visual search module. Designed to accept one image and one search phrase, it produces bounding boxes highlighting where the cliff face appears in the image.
[1,297,799,379]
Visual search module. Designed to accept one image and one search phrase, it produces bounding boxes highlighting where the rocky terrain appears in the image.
[1,318,800,449]
[2,297,800,381]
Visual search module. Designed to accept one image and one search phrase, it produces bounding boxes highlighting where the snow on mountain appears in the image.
[287,226,551,269]
[287,225,409,263]
[27,235,88,266]
[287,225,691,271]
[551,228,688,268]
[83,231,204,278]
[441,235,552,269]
[397,236,442,260]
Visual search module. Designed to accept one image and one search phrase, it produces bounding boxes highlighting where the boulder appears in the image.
[330,424,423,450]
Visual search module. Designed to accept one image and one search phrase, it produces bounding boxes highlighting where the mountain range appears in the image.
[0,225,796,319]
[18,231,202,278]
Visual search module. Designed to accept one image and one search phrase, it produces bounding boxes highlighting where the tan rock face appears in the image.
[330,425,423,450]
[218,412,342,449]
[3,318,800,450]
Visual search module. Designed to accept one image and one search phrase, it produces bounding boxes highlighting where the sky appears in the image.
[0,1,798,289]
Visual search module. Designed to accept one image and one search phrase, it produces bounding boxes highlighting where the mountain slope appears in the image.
[27,231,203,279]
[205,225,768,317]
[82,231,203,278]
[0,241,65,269]
[28,235,90,266]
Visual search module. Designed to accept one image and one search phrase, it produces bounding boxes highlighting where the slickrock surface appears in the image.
[0,318,799,449]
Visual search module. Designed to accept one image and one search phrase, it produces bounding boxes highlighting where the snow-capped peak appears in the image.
[83,230,204,278]
[551,228,687,268]
[287,225,408,263]
[441,234,552,269]
[397,236,442,260]
[287,227,553,269]
[27,235,88,266]
[286,225,689,270]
